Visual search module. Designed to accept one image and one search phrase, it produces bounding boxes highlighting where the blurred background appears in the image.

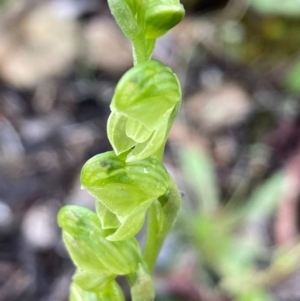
[1,0,300,300]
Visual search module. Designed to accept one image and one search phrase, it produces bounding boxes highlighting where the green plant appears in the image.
[179,146,300,301]
[57,1,185,300]
[245,0,300,17]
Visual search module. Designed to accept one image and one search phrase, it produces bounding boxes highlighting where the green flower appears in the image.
[107,60,181,162]
[80,151,171,240]
[144,0,185,39]
[57,205,142,274]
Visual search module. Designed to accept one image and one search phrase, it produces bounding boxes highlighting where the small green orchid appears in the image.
[58,205,142,275]
[58,1,185,300]
[107,60,181,162]
[80,151,171,240]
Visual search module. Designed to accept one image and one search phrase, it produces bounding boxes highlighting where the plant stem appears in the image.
[132,37,148,65]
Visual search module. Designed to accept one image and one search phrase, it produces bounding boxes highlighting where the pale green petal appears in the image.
[127,117,169,162]
[96,201,120,229]
[107,200,154,241]
[107,111,136,155]
[126,118,153,143]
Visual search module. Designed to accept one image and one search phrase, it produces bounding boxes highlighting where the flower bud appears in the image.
[145,0,185,39]
[108,60,181,162]
[58,205,142,275]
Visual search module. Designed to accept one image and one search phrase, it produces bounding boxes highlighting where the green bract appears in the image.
[80,151,171,240]
[108,60,181,162]
[58,205,142,275]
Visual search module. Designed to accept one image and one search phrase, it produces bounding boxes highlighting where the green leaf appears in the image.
[179,147,219,213]
[58,205,142,275]
[286,58,300,92]
[145,2,185,39]
[241,172,284,222]
[237,289,272,301]
[246,0,300,17]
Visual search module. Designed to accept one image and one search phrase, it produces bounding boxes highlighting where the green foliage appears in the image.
[240,172,284,223]
[58,1,185,300]
[180,148,219,213]
[286,57,300,92]
[247,0,300,17]
[178,147,296,301]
